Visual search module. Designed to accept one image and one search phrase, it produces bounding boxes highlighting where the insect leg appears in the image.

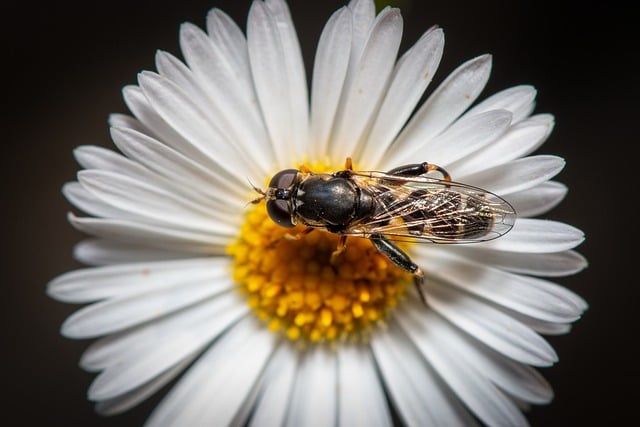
[299,164,313,174]
[344,157,353,170]
[267,227,315,248]
[285,227,315,240]
[370,233,427,305]
[386,162,451,181]
[330,235,348,264]
[333,157,355,179]
[384,163,452,236]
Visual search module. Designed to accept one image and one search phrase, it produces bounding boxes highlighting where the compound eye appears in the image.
[266,199,294,228]
[269,169,298,189]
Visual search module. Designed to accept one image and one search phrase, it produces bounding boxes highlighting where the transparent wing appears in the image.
[345,171,517,244]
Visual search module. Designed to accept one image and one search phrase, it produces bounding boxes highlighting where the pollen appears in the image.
[226,165,410,343]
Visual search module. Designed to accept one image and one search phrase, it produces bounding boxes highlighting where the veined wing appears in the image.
[345,171,516,244]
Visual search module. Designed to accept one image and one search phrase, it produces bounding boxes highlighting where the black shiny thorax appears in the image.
[294,174,375,232]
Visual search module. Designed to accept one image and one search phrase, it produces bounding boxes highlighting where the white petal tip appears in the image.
[154,49,170,61]
[45,278,62,300]
[60,318,87,339]
[180,21,198,32]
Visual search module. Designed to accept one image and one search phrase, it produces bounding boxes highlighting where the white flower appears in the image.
[48,0,587,425]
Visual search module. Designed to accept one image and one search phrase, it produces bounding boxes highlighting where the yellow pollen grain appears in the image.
[359,287,371,302]
[352,302,364,318]
[320,308,333,327]
[287,326,301,341]
[262,283,281,298]
[226,162,410,343]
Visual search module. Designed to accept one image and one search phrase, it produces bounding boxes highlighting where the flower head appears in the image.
[49,0,587,425]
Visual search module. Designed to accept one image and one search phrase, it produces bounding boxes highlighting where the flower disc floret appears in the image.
[227,165,410,343]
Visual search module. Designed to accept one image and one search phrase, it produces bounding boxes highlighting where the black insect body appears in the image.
[294,173,376,234]
[252,158,516,304]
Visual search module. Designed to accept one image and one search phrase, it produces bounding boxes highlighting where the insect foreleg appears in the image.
[344,157,353,170]
[267,227,315,248]
[299,164,313,174]
[386,162,451,181]
[370,233,428,306]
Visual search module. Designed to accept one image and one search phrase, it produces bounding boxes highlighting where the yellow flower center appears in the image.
[226,163,410,344]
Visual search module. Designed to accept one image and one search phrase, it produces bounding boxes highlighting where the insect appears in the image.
[251,157,516,304]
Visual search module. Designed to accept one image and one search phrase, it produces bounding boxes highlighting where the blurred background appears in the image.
[3,0,636,425]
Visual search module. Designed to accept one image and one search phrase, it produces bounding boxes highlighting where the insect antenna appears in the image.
[247,178,266,205]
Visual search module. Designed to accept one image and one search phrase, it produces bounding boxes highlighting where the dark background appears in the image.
[3,0,636,425]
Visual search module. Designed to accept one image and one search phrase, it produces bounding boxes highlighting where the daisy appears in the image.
[48,0,587,425]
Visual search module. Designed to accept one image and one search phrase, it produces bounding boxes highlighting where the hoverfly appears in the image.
[252,157,516,304]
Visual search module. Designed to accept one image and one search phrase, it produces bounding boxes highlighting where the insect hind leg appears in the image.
[370,233,427,305]
[384,163,454,237]
[386,162,451,181]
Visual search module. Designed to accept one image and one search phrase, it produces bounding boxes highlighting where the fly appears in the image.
[251,157,516,304]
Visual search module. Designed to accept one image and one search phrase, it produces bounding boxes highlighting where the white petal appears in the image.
[73,238,196,266]
[146,316,276,427]
[330,7,403,164]
[155,49,196,85]
[87,291,246,401]
[265,0,309,152]
[386,55,492,163]
[424,279,558,366]
[310,6,352,160]
[63,181,129,220]
[393,311,528,427]
[247,1,307,166]
[347,0,376,62]
[110,126,247,210]
[387,109,512,169]
[108,113,149,134]
[371,324,477,426]
[137,71,248,185]
[68,213,230,253]
[286,346,338,427]
[154,49,220,129]
[61,277,234,340]
[178,23,274,176]
[508,312,575,336]
[403,303,553,405]
[460,155,565,196]
[95,354,197,415]
[415,248,585,323]
[78,170,237,235]
[79,291,247,372]
[479,218,585,253]
[465,85,538,124]
[248,343,299,427]
[448,114,555,177]
[72,143,243,226]
[361,27,444,167]
[206,8,250,75]
[122,85,198,158]
[73,145,152,180]
[231,374,263,427]
[446,246,588,277]
[48,257,228,303]
[337,345,392,427]
[179,21,253,105]
[505,180,567,217]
